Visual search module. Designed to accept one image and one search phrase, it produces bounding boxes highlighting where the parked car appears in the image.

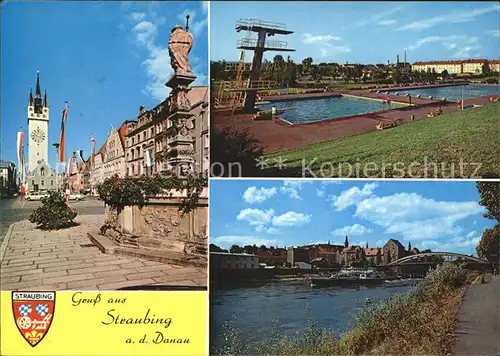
[25,192,50,201]
[69,193,85,201]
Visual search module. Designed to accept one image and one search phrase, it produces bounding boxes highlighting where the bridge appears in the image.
[387,252,490,266]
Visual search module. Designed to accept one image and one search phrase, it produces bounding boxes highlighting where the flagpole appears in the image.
[64,102,69,193]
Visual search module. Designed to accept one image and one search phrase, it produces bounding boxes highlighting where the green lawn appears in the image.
[264,103,500,178]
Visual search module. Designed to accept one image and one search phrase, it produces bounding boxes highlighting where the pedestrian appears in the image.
[271,105,277,121]
[20,185,25,201]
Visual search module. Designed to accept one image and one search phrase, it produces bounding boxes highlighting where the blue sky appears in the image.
[210,180,496,256]
[1,1,208,167]
[211,1,500,64]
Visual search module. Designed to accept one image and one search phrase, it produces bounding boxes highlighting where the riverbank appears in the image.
[214,264,487,355]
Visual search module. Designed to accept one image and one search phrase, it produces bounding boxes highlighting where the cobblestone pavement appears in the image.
[0,214,207,291]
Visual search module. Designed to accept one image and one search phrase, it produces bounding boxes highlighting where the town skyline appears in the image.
[1,1,208,167]
[211,1,499,64]
[210,180,495,256]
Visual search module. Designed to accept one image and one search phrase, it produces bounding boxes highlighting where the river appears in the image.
[210,279,414,353]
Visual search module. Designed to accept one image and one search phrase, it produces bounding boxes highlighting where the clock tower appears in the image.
[27,71,49,172]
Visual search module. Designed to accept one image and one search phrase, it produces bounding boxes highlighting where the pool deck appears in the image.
[212,92,498,155]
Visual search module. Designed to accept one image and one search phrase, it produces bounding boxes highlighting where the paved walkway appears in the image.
[0,215,207,291]
[453,275,500,355]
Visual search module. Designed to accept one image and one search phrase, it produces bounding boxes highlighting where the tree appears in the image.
[230,245,244,253]
[210,244,227,252]
[210,127,264,177]
[392,68,401,84]
[476,224,499,262]
[441,69,449,81]
[302,57,313,73]
[28,191,78,230]
[477,181,499,221]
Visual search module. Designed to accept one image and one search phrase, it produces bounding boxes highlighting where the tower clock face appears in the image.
[31,127,45,143]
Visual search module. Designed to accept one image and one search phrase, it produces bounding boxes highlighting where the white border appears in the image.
[210,177,500,182]
[206,1,211,355]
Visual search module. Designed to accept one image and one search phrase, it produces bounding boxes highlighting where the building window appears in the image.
[50,180,54,186]
[132,137,134,145]
[32,180,35,186]
[150,127,154,137]
[41,180,44,186]
[40,167,45,176]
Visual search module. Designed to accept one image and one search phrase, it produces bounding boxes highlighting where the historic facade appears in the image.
[382,239,407,265]
[125,85,209,177]
[90,147,104,195]
[26,161,57,193]
[126,106,157,177]
[103,123,128,181]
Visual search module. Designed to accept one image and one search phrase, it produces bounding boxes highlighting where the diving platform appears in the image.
[237,39,295,52]
[235,19,293,35]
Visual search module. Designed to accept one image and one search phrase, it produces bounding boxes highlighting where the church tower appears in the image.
[27,71,49,172]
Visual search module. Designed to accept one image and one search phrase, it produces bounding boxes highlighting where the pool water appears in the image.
[393,84,499,101]
[261,96,404,124]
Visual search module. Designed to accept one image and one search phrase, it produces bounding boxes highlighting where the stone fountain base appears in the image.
[88,192,208,268]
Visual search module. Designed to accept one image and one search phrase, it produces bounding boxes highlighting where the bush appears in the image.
[28,191,78,230]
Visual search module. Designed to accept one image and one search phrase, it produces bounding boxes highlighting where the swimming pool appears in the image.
[261,96,405,124]
[392,84,499,101]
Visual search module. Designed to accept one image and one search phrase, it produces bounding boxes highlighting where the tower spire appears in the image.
[29,88,33,105]
[35,71,41,98]
[344,235,349,248]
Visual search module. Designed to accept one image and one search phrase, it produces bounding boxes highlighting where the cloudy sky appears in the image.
[210,180,495,256]
[210,1,499,64]
[1,1,208,166]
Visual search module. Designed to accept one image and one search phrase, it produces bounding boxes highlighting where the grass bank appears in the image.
[215,264,480,355]
[264,103,500,178]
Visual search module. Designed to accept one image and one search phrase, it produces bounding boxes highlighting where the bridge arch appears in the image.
[388,252,489,266]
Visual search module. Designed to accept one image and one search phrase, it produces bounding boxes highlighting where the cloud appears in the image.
[453,45,481,59]
[177,8,208,37]
[280,180,313,200]
[303,33,342,44]
[302,33,350,60]
[406,35,478,51]
[316,180,342,198]
[377,19,397,26]
[129,12,146,22]
[330,183,378,211]
[243,186,277,204]
[398,4,499,31]
[487,29,500,37]
[319,44,351,58]
[332,224,373,237]
[255,225,281,234]
[201,1,208,14]
[127,4,207,101]
[354,193,484,241]
[272,211,311,227]
[353,6,404,27]
[420,235,481,253]
[237,208,274,226]
[211,236,280,249]
[466,231,477,239]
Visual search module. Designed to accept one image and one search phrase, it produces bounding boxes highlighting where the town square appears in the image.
[1,1,209,291]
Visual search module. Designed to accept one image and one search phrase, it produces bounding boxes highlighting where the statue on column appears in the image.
[168,17,193,76]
